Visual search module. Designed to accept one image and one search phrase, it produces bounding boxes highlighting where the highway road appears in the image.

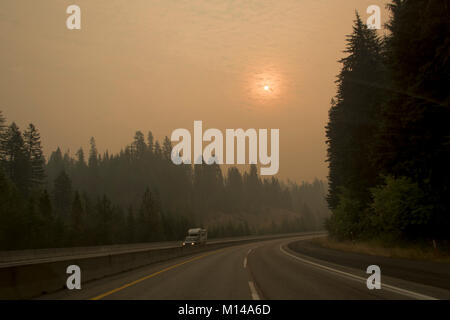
[0,233,304,267]
[40,234,450,300]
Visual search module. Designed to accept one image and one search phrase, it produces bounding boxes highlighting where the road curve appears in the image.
[39,235,450,300]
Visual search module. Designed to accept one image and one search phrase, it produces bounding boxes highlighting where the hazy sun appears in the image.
[244,66,284,106]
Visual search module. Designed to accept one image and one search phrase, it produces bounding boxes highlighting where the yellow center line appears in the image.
[91,249,224,300]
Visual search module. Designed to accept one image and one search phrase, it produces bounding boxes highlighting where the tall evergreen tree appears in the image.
[46,147,64,187]
[326,13,385,210]
[2,122,30,193]
[88,137,98,169]
[147,131,154,154]
[154,140,162,159]
[23,123,45,187]
[0,110,6,162]
[162,136,172,161]
[131,131,146,160]
[375,0,450,238]
[0,110,5,131]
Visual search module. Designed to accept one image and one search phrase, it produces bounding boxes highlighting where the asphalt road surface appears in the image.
[40,234,450,300]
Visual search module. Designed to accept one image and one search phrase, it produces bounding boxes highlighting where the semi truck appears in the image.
[182,228,207,246]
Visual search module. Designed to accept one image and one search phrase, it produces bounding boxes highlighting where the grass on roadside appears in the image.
[311,237,450,263]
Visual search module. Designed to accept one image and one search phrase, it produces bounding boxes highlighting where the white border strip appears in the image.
[280,244,438,300]
[248,281,261,300]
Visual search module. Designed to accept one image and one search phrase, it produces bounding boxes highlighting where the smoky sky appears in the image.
[0,0,388,182]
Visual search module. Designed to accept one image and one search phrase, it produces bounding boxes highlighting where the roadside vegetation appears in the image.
[312,237,450,264]
[325,0,449,252]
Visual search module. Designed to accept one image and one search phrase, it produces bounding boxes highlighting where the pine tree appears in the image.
[0,110,5,131]
[0,110,6,162]
[131,131,146,160]
[2,122,30,193]
[154,140,162,159]
[75,148,86,169]
[325,13,385,210]
[162,136,172,161]
[23,123,45,187]
[46,147,64,188]
[375,0,450,239]
[147,131,154,154]
[88,137,98,169]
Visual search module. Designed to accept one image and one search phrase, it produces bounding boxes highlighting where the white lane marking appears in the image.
[244,248,253,268]
[279,244,438,301]
[248,281,260,300]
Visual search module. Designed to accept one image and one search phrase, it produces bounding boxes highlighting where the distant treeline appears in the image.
[0,113,328,250]
[326,1,449,243]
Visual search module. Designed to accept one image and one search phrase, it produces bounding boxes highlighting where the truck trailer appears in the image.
[182,228,207,246]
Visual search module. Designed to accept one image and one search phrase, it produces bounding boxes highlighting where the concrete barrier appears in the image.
[0,232,324,299]
[0,233,317,266]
